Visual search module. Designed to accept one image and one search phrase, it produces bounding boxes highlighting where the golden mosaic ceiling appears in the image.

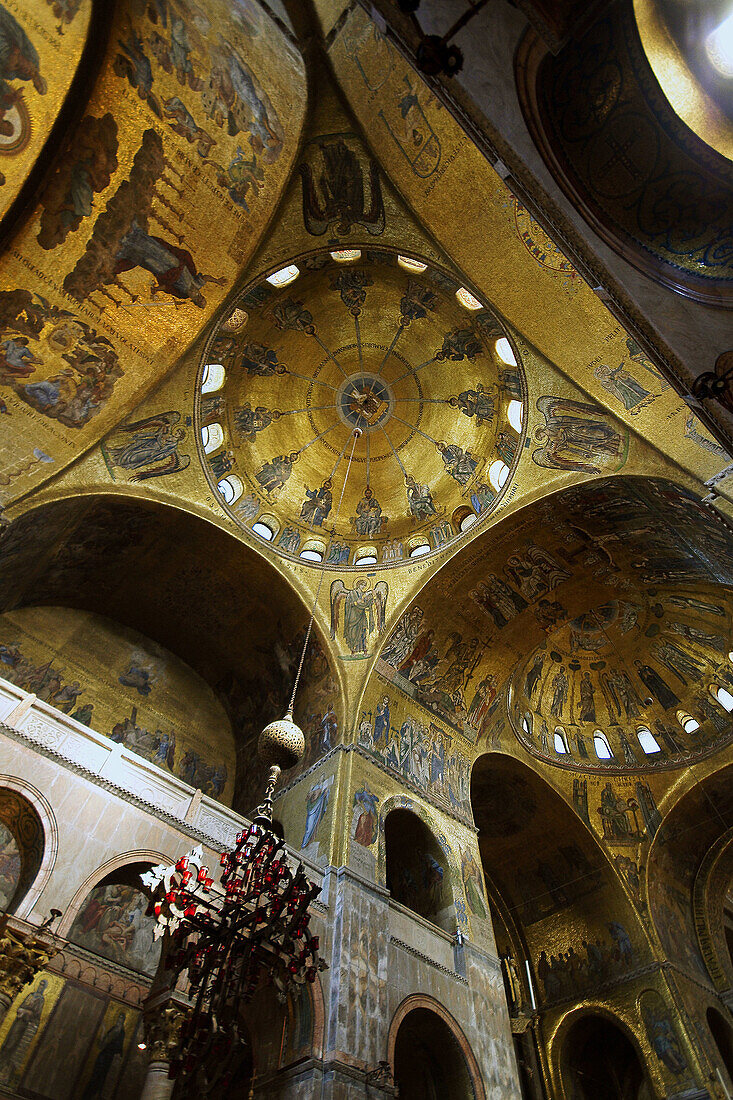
[510,585,733,773]
[195,248,526,567]
[375,477,733,774]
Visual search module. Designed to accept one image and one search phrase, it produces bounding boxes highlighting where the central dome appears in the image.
[196,248,525,567]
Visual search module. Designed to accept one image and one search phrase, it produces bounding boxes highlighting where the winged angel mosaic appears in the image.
[330,578,388,657]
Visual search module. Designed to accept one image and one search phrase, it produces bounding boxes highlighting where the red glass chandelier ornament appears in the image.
[142,814,325,1091]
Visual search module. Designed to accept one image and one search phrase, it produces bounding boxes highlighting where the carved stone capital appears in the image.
[510,1013,537,1034]
[143,1000,189,1063]
[0,928,54,1005]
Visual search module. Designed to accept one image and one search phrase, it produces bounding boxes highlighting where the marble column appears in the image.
[141,1000,188,1100]
[140,1061,176,1100]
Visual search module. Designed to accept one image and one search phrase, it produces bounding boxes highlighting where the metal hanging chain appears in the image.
[287,427,362,715]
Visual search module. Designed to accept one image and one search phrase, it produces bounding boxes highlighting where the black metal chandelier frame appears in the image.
[143,819,326,1092]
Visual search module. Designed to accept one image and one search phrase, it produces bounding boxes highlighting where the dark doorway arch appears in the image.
[393,1007,476,1100]
[385,808,453,931]
[707,1006,733,1087]
[561,1014,651,1100]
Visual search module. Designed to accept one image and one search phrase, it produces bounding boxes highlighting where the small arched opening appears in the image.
[712,684,733,713]
[452,506,477,534]
[707,1006,733,1087]
[554,726,569,755]
[253,515,279,541]
[393,1006,476,1100]
[636,726,661,755]
[561,1014,650,1100]
[354,546,378,566]
[300,539,325,563]
[488,459,510,492]
[385,809,453,932]
[409,540,431,558]
[201,422,224,453]
[677,710,700,735]
[593,730,614,760]
[218,473,243,505]
[201,362,226,393]
[0,788,44,916]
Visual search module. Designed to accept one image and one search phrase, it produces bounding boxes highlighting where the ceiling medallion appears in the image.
[337,373,394,431]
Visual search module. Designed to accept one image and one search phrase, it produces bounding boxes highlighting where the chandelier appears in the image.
[142,717,327,1092]
[142,429,364,1092]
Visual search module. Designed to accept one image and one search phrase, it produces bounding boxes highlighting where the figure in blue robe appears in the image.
[301,779,330,849]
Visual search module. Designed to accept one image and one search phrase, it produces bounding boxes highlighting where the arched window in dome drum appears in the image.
[495,337,517,366]
[217,474,243,505]
[489,460,510,492]
[456,286,481,311]
[202,423,224,454]
[554,727,569,754]
[712,684,733,713]
[253,520,276,541]
[201,363,225,393]
[522,712,532,736]
[300,538,325,563]
[452,505,477,533]
[266,264,299,287]
[637,726,661,755]
[677,711,700,734]
[397,255,427,273]
[593,730,614,759]
[507,399,524,433]
[409,542,430,558]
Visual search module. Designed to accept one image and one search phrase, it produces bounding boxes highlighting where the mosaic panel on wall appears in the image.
[357,674,472,820]
[0,0,92,219]
[0,604,236,802]
[0,970,146,1099]
[0,0,305,503]
[67,881,161,977]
